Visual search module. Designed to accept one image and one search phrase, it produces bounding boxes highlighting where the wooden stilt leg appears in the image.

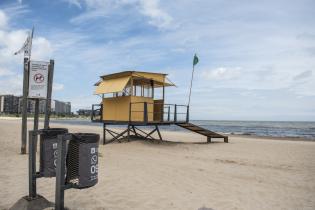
[132,126,138,136]
[127,125,130,142]
[156,125,162,141]
[103,123,106,145]
[144,128,157,140]
[224,137,228,143]
[207,137,211,143]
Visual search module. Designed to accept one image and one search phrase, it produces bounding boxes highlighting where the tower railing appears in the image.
[129,102,189,124]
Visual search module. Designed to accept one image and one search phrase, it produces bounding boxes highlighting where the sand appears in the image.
[0,118,314,210]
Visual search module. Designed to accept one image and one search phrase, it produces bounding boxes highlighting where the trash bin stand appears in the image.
[55,134,66,210]
[55,134,73,210]
[54,133,99,210]
[28,130,37,199]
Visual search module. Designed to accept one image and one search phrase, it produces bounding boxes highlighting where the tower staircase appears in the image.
[176,123,228,143]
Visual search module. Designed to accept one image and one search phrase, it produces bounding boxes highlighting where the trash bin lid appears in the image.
[72,133,100,143]
[40,128,68,137]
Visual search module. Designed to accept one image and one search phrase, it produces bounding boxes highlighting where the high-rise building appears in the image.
[1,94,71,115]
[0,95,19,114]
[51,100,71,115]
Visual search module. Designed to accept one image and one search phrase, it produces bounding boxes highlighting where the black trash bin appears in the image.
[66,133,100,189]
[39,128,68,177]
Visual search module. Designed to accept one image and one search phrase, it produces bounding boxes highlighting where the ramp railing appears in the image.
[91,104,102,122]
[129,102,189,123]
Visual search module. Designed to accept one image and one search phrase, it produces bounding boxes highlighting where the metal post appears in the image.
[103,123,106,145]
[33,99,39,132]
[21,58,29,154]
[151,80,154,98]
[130,77,133,96]
[28,130,37,198]
[91,104,94,121]
[167,106,170,121]
[186,105,189,122]
[33,99,39,152]
[100,102,103,121]
[129,102,132,122]
[143,102,148,123]
[174,104,177,122]
[55,134,67,210]
[44,60,54,129]
[127,125,130,142]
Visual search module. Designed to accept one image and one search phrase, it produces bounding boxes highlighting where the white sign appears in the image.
[28,61,49,98]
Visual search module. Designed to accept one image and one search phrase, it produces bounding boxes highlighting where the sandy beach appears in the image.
[0,118,314,210]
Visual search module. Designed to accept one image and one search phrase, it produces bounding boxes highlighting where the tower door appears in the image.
[153,100,164,122]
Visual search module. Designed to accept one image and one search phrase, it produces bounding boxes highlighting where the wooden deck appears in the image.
[92,119,187,126]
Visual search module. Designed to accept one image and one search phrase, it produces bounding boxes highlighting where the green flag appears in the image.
[193,54,199,66]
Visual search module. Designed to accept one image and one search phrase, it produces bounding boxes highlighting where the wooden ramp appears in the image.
[176,123,228,143]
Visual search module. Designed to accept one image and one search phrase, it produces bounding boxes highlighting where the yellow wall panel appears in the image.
[103,96,154,122]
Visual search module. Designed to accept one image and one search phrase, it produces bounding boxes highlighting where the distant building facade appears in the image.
[0,95,19,114]
[77,109,92,116]
[0,94,71,115]
[52,100,71,115]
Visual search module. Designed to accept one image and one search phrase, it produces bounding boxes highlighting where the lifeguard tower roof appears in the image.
[95,71,174,95]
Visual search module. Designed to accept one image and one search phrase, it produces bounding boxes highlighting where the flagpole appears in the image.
[29,26,34,59]
[188,63,195,107]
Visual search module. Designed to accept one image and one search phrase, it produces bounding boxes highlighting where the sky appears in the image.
[0,0,314,121]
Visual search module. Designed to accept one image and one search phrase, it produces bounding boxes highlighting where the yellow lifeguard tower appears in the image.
[91,70,228,144]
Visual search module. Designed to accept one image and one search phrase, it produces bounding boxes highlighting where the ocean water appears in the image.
[50,119,315,140]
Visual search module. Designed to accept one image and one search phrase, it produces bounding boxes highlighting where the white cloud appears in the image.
[64,0,82,8]
[2,3,29,17]
[201,67,242,80]
[31,37,54,60]
[0,29,29,58]
[290,70,315,96]
[53,83,64,91]
[67,0,173,29]
[0,10,8,29]
[0,73,23,95]
[293,70,312,81]
[139,0,172,29]
[0,67,14,76]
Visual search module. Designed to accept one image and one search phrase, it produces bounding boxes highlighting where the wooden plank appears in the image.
[176,122,228,141]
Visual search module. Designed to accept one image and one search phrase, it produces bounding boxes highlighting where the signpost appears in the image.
[15,27,34,154]
[25,60,52,151]
[21,58,29,154]
[44,60,54,129]
[19,58,54,154]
